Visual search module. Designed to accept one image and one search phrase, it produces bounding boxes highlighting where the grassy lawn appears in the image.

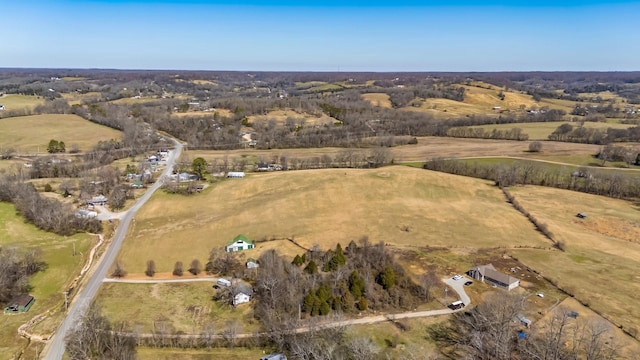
[96,283,259,334]
[458,121,635,140]
[0,94,44,111]
[118,166,549,273]
[0,202,93,360]
[458,156,640,175]
[507,185,640,337]
[0,114,122,153]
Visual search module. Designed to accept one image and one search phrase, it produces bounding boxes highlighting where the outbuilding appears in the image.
[4,295,35,314]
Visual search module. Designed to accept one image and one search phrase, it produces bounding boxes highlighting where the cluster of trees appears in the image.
[47,139,66,153]
[429,293,620,360]
[0,175,101,235]
[424,158,640,200]
[65,306,136,360]
[446,127,529,141]
[0,247,46,305]
[384,85,466,108]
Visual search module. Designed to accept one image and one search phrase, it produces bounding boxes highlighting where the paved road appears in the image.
[42,139,183,360]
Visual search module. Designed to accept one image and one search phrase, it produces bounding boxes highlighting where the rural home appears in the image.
[226,235,255,252]
[87,195,107,206]
[233,284,253,306]
[4,295,35,314]
[75,209,98,219]
[468,264,520,291]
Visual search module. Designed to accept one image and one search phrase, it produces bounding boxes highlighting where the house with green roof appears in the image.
[226,234,254,252]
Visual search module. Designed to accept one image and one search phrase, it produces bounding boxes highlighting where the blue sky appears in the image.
[3,0,639,71]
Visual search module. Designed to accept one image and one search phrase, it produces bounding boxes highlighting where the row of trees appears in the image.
[446,127,529,141]
[549,123,640,144]
[424,158,640,200]
[0,175,101,235]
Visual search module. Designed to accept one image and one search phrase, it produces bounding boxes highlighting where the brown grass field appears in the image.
[246,109,338,127]
[362,93,393,108]
[137,347,267,360]
[507,185,640,338]
[0,94,44,110]
[463,121,635,140]
[0,114,122,153]
[117,166,550,273]
[183,136,601,166]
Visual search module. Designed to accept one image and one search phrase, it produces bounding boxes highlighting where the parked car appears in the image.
[464,281,473,286]
[452,275,463,281]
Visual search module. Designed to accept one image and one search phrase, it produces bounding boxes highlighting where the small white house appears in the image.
[87,195,108,206]
[246,258,259,269]
[75,209,98,219]
[0,105,5,111]
[232,284,253,306]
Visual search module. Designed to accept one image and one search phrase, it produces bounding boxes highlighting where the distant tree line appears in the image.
[424,158,640,200]
[549,123,640,144]
[446,127,529,141]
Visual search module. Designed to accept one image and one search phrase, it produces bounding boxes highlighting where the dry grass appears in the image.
[191,79,218,86]
[508,185,640,337]
[117,166,549,273]
[362,93,392,108]
[97,282,259,333]
[247,109,338,127]
[60,91,102,105]
[172,109,233,118]
[0,114,122,153]
[0,94,44,110]
[464,121,635,140]
[184,136,601,166]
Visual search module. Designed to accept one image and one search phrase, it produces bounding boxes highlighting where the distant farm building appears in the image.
[227,171,245,178]
[468,264,520,291]
[4,295,35,314]
[226,234,254,252]
[0,105,5,111]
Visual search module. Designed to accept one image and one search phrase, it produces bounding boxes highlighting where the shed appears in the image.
[246,258,259,269]
[226,234,254,252]
[4,295,35,314]
[516,313,531,327]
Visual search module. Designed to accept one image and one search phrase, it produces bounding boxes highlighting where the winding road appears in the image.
[42,139,183,360]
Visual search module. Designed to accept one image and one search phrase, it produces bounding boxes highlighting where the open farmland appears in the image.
[0,203,93,360]
[362,93,392,108]
[0,94,44,111]
[507,185,640,338]
[459,121,636,140]
[117,166,550,273]
[0,114,121,153]
[246,109,338,127]
[184,136,601,166]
